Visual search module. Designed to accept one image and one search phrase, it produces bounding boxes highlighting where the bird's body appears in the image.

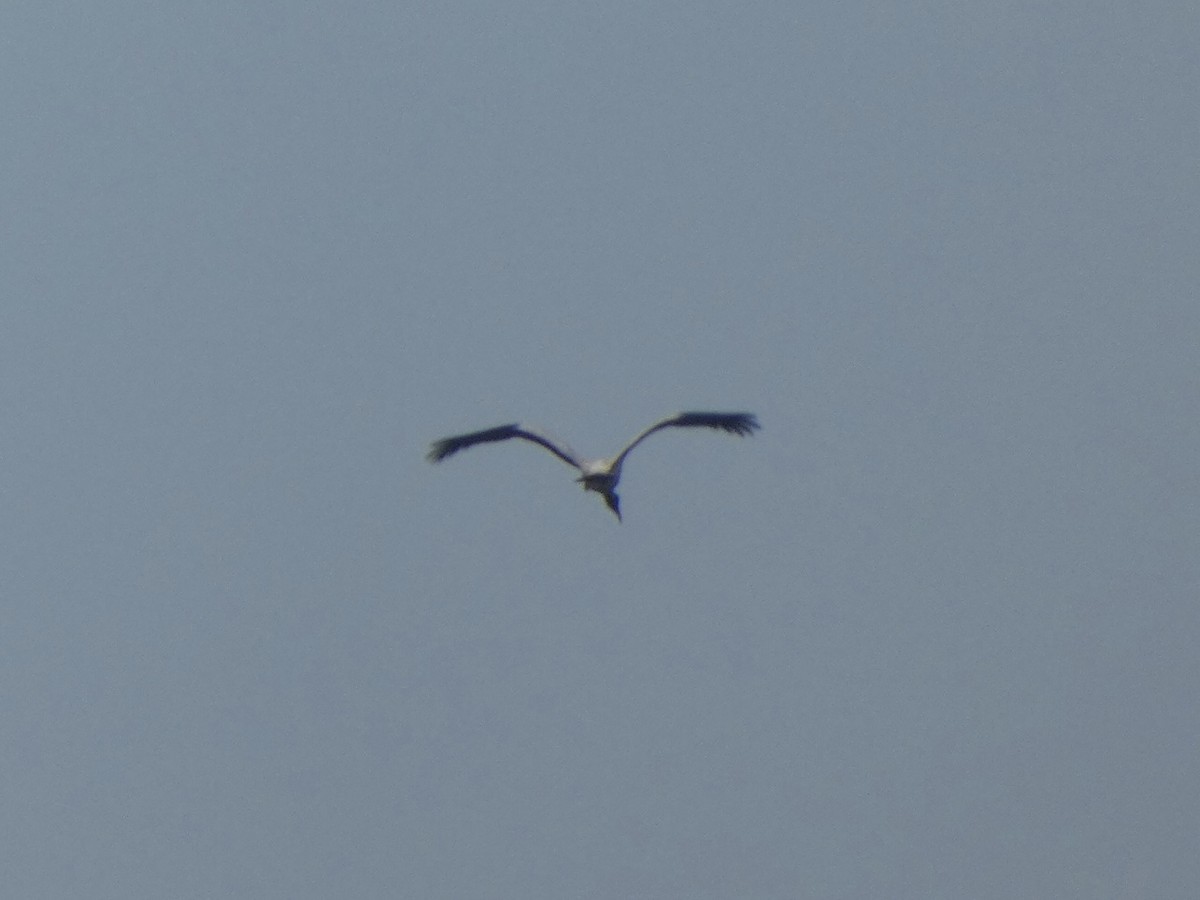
[427,411,759,520]
[576,458,624,518]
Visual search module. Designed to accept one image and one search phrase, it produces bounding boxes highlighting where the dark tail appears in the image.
[603,491,621,522]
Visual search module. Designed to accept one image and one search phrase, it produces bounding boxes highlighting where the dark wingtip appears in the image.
[731,412,761,436]
[426,436,464,463]
[426,423,522,463]
[676,411,760,436]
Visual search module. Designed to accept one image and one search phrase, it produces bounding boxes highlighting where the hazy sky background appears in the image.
[3,2,1197,897]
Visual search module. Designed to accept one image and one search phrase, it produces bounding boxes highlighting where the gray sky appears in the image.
[3,2,1197,897]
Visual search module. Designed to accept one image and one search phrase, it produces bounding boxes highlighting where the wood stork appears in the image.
[427,411,759,521]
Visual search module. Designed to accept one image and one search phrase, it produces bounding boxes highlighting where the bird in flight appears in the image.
[427,411,759,521]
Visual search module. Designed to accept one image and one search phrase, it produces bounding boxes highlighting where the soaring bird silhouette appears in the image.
[427,411,759,521]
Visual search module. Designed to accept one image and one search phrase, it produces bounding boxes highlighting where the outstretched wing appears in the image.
[427,423,582,470]
[612,411,760,469]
